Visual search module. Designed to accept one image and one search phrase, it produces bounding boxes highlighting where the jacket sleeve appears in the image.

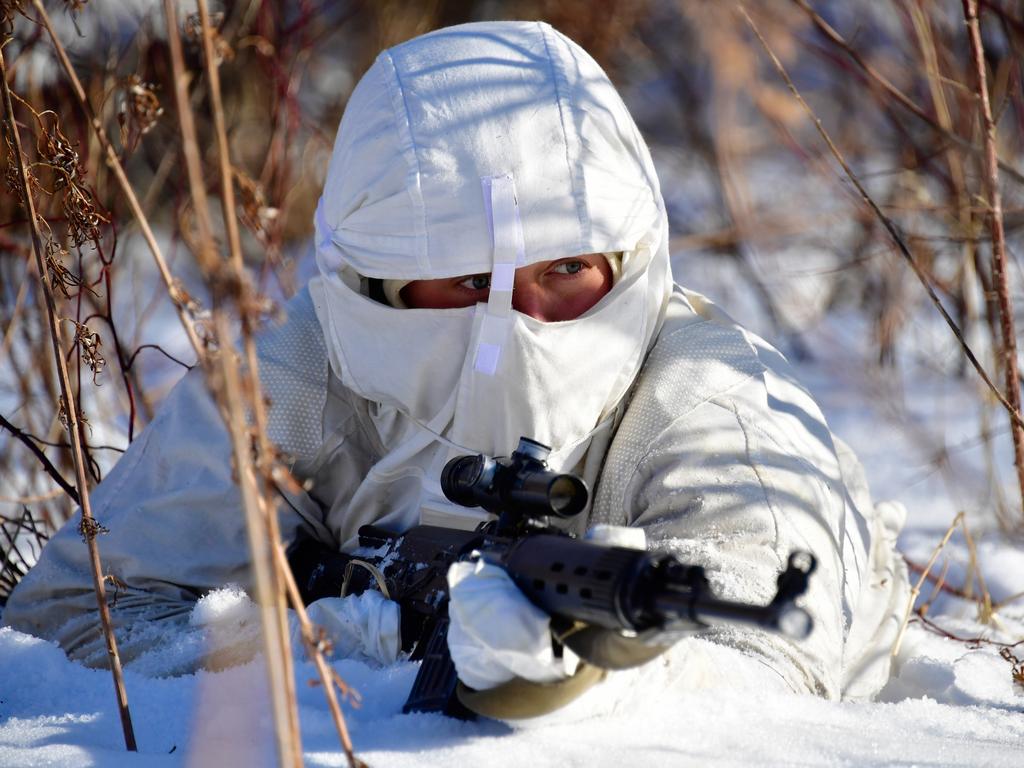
[592,296,884,699]
[2,288,336,675]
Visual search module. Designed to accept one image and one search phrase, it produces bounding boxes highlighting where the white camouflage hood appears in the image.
[310,20,673,485]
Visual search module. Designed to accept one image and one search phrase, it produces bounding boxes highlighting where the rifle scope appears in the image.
[441,437,588,520]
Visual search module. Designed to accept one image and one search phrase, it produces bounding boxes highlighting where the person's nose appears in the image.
[510,281,550,322]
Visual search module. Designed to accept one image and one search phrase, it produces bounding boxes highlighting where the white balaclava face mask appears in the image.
[310,21,673,528]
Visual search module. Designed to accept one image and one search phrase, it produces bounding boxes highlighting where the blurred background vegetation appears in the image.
[3,0,1024,599]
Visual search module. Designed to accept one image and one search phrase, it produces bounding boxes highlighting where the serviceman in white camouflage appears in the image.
[4,21,908,714]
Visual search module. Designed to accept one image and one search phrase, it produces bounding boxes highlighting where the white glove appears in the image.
[446,526,647,692]
[447,559,572,691]
[291,590,401,666]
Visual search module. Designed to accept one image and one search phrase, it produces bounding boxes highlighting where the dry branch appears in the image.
[193,2,362,760]
[892,512,964,657]
[275,540,365,768]
[0,43,137,752]
[0,412,80,503]
[962,0,1024,523]
[163,4,361,764]
[161,2,301,764]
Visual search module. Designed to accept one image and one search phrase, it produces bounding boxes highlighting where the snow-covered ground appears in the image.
[3,252,1024,767]
[2,624,1023,768]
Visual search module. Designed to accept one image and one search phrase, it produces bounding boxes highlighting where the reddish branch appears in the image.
[962,0,1024,522]
[912,614,1024,650]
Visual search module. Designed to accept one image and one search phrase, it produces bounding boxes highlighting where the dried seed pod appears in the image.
[78,515,109,542]
[4,136,38,202]
[117,75,163,151]
[68,319,106,384]
[35,114,80,190]
[57,397,92,436]
[44,238,83,298]
[234,168,278,240]
[184,11,235,65]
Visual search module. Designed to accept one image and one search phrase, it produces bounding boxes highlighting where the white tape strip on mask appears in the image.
[474,175,523,375]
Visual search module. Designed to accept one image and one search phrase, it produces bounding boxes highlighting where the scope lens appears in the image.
[547,475,587,517]
[441,455,485,507]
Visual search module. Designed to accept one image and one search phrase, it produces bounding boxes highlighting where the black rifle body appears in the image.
[289,522,814,717]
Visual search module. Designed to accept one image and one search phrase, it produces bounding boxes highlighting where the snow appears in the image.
[2,622,1023,767]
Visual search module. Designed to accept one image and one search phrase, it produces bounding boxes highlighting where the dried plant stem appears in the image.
[274,541,364,768]
[162,2,301,764]
[891,512,964,657]
[193,4,361,762]
[0,488,64,504]
[214,313,302,768]
[161,0,217,273]
[993,589,1024,611]
[957,512,994,621]
[1,270,29,363]
[739,5,1024,434]
[28,0,206,363]
[907,2,979,347]
[791,0,1024,185]
[962,0,1024,523]
[196,0,245,277]
[0,47,137,753]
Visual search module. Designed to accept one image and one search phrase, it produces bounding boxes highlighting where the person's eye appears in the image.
[457,274,490,291]
[551,260,586,275]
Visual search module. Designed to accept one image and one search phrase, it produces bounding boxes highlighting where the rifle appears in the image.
[289,437,817,718]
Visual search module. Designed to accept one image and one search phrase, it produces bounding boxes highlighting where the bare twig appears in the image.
[903,554,974,600]
[912,613,1024,649]
[0,488,64,504]
[962,0,1024,523]
[274,540,365,768]
[957,509,995,622]
[739,4,1024,435]
[891,512,964,657]
[0,411,80,503]
[0,46,137,752]
[124,343,192,372]
[213,312,302,767]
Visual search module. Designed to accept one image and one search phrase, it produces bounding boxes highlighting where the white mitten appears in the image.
[447,559,571,690]
[292,590,401,665]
